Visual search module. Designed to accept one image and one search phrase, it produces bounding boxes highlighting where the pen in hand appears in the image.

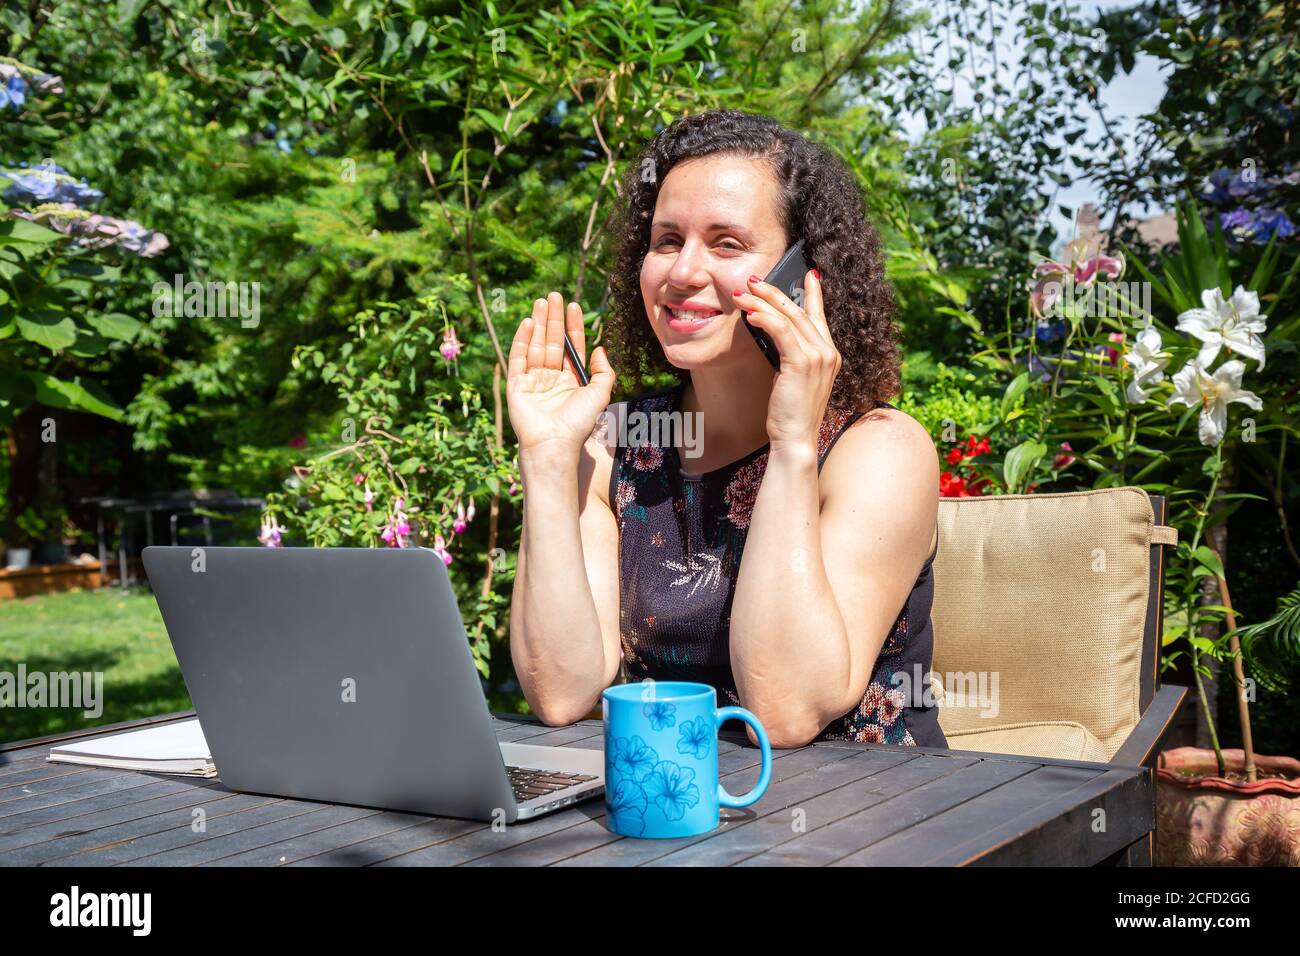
[563,330,590,387]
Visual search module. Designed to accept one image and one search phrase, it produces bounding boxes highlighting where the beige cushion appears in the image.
[944,720,1111,763]
[931,487,1160,762]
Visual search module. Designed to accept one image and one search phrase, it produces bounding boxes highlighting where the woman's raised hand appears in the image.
[506,291,616,460]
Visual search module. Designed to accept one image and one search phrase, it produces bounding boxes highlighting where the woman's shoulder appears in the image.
[820,402,938,502]
[839,402,935,459]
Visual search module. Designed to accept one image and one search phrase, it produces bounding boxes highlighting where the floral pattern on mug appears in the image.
[642,759,701,821]
[677,716,711,760]
[607,778,649,836]
[611,735,659,783]
[643,701,676,730]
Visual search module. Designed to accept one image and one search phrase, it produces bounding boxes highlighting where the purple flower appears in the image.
[258,517,285,548]
[2,74,26,112]
[1220,207,1296,244]
[2,169,103,208]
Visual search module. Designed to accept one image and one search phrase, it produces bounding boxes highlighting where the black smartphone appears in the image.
[740,239,810,371]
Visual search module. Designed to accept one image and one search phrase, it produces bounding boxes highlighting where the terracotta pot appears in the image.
[1156,747,1300,866]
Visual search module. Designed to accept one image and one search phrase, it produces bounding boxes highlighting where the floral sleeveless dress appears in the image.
[607,382,947,748]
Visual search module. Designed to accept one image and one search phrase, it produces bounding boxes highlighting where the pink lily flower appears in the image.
[1028,237,1126,318]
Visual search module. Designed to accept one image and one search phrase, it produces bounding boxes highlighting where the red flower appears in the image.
[945,447,965,465]
[965,435,991,458]
[1053,441,1076,470]
[939,471,969,497]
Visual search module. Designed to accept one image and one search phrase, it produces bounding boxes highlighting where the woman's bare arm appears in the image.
[509,434,622,725]
[505,291,622,726]
[728,407,939,747]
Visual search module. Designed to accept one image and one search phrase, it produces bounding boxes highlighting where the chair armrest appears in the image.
[1110,684,1188,767]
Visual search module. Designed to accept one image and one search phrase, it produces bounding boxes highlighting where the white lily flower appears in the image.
[1122,325,1172,403]
[1167,359,1263,446]
[1174,285,1268,370]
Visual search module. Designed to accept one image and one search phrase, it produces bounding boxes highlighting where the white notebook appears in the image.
[48,718,217,777]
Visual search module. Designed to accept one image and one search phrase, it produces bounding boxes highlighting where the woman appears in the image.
[506,109,944,749]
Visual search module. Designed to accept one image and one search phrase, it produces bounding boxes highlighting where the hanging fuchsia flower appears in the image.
[433,533,454,566]
[440,323,462,375]
[380,497,412,547]
[353,473,365,485]
[1053,442,1076,470]
[258,516,285,548]
[363,483,374,512]
[453,499,468,534]
[466,499,475,522]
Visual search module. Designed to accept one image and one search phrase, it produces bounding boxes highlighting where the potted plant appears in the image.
[7,507,43,570]
[33,503,71,565]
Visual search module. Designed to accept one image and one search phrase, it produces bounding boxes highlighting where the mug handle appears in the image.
[714,706,773,809]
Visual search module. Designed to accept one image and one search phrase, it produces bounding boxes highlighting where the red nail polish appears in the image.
[812,268,821,281]
[749,275,762,284]
[733,289,744,297]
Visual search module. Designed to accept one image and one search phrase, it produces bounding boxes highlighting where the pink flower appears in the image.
[434,533,453,565]
[353,473,365,485]
[258,517,285,548]
[440,326,462,373]
[381,498,412,547]
[1104,331,1124,365]
[1028,238,1126,318]
[1053,442,1076,470]
[453,499,467,534]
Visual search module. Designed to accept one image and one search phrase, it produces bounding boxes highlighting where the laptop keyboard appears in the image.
[506,765,597,801]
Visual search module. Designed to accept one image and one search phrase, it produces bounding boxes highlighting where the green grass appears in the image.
[0,589,191,745]
[0,587,531,746]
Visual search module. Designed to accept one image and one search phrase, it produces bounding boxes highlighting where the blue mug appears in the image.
[601,680,772,838]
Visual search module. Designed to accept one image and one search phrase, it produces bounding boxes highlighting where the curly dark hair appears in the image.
[603,108,900,411]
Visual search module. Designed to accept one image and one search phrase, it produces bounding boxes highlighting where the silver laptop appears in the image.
[142,545,604,823]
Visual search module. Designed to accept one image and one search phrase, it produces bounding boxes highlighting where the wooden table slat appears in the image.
[4,783,251,865]
[116,803,378,867]
[0,780,224,853]
[924,768,1152,867]
[735,754,1028,866]
[0,767,184,821]
[829,764,1106,866]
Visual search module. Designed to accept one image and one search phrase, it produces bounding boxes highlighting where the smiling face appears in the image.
[639,154,788,369]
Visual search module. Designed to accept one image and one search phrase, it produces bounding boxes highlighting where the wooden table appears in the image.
[0,711,1154,866]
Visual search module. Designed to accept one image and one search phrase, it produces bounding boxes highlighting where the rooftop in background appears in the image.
[1052,202,1179,261]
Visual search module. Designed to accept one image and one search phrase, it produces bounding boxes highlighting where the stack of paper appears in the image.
[48,717,216,777]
